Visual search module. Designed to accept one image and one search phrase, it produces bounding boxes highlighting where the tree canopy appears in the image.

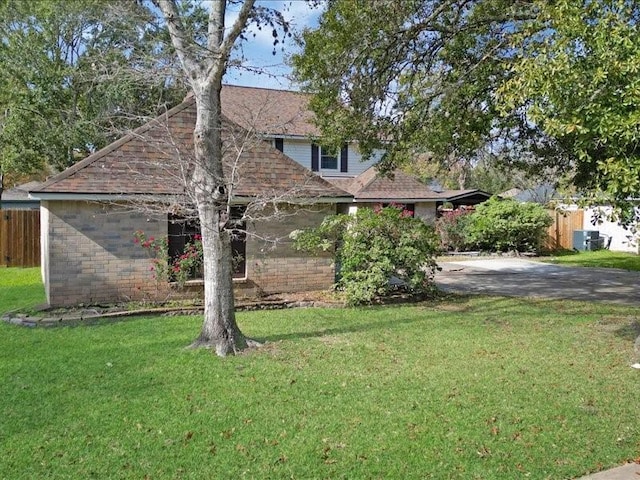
[498,0,640,224]
[0,0,185,191]
[293,0,640,223]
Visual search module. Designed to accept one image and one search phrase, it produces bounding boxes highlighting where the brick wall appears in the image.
[42,200,167,306]
[242,203,336,295]
[42,200,336,306]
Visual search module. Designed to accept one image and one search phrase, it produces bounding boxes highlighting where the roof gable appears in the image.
[33,95,349,200]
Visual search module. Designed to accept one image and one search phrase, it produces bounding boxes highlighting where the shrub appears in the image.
[464,197,553,252]
[435,208,474,251]
[292,205,440,305]
[134,230,203,288]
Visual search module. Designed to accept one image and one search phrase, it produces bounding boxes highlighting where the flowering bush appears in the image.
[134,230,170,284]
[171,234,203,286]
[134,230,203,288]
[292,205,440,305]
[435,208,474,251]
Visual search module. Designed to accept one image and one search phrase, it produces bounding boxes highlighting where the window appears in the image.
[320,147,338,170]
[168,207,247,280]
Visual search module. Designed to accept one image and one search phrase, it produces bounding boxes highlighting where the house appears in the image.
[1,181,41,267]
[29,85,489,307]
[29,93,351,307]
[499,185,639,252]
[1,181,41,210]
[500,184,561,204]
[220,85,489,215]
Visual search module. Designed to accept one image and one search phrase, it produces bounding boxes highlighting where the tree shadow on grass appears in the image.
[257,311,428,343]
[255,294,510,343]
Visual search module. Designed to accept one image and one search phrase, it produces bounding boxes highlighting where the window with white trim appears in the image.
[320,147,338,170]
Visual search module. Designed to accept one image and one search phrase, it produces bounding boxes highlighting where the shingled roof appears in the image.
[31,93,349,201]
[324,167,489,203]
[325,167,447,201]
[221,85,317,137]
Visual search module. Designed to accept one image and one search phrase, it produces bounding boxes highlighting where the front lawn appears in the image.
[0,267,45,313]
[543,250,640,271]
[2,295,639,479]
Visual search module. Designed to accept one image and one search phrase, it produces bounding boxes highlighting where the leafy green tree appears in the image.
[292,205,440,305]
[497,0,640,225]
[0,0,184,199]
[292,0,535,174]
[293,0,640,224]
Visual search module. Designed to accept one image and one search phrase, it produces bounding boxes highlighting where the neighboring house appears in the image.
[500,184,561,204]
[1,181,41,267]
[1,181,41,210]
[557,204,639,254]
[29,85,490,307]
[501,185,638,253]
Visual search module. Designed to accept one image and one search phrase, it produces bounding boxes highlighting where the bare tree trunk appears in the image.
[188,80,247,356]
[156,0,260,355]
[191,201,246,355]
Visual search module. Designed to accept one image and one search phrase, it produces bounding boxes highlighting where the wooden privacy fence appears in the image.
[0,209,40,267]
[543,209,584,251]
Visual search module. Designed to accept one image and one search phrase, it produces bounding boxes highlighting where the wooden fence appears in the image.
[0,209,40,267]
[543,209,584,251]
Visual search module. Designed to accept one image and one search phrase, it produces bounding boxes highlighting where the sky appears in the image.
[223,1,323,90]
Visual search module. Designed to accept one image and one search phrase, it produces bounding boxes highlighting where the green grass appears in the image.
[2,291,639,478]
[0,267,46,313]
[543,250,640,271]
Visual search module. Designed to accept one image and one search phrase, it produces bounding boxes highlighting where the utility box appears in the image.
[573,230,600,251]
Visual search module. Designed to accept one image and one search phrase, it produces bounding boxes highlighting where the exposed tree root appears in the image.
[187,336,263,356]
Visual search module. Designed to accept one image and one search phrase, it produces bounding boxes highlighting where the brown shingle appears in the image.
[325,167,448,201]
[33,96,349,200]
[220,85,317,137]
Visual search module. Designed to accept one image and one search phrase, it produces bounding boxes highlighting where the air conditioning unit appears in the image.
[572,230,600,251]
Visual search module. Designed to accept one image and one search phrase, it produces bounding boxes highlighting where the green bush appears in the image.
[435,208,474,251]
[464,197,552,252]
[292,205,440,305]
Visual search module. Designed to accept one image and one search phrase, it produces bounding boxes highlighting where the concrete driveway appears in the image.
[435,257,640,305]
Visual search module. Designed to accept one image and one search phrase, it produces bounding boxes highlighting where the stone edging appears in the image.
[2,299,343,328]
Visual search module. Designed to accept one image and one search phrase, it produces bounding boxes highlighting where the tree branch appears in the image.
[155,0,200,82]
[218,0,255,68]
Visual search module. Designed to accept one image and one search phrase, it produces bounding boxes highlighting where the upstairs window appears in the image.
[320,147,338,170]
